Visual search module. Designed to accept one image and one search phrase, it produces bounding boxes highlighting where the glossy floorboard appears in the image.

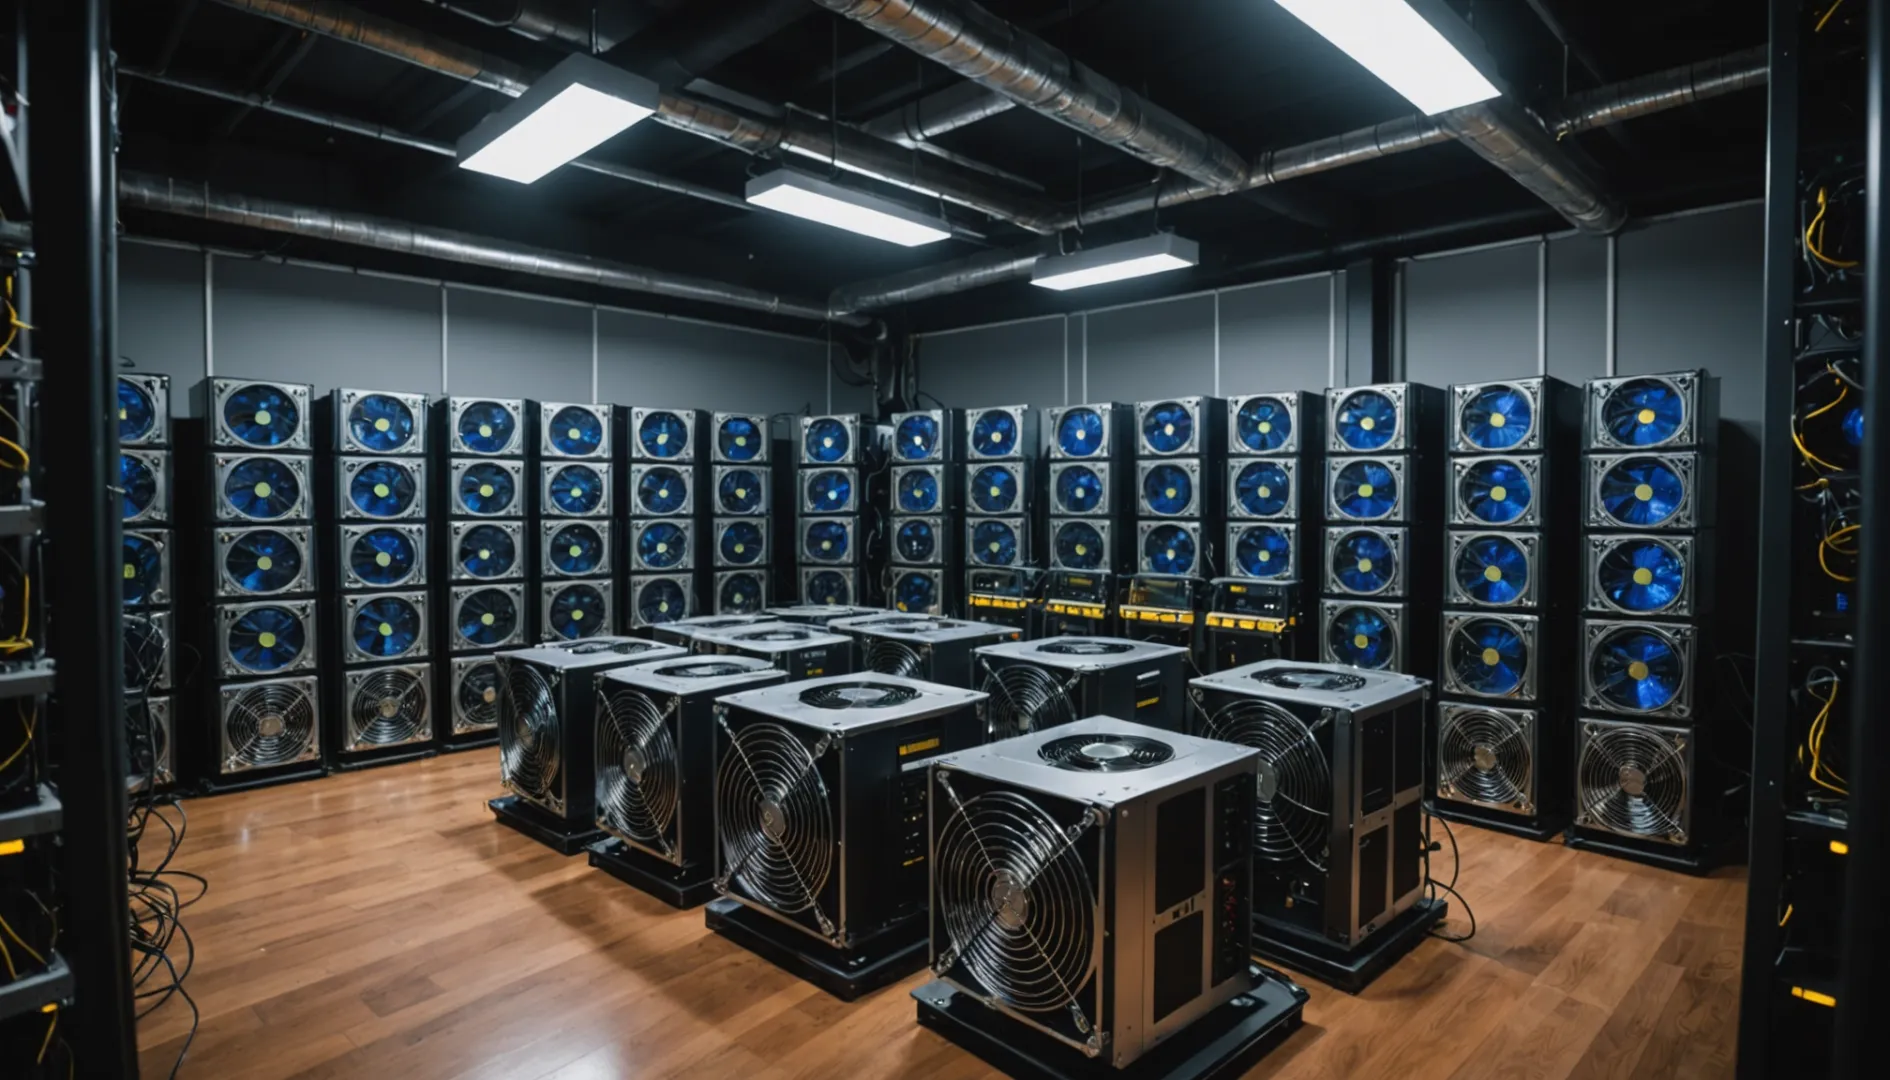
[139,750,1746,1080]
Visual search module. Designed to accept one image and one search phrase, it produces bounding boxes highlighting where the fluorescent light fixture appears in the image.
[457,55,659,184]
[1272,0,1501,115]
[745,170,952,247]
[1031,234,1201,292]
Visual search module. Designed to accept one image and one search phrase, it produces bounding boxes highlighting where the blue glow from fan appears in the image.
[971,409,1019,456]
[550,406,606,457]
[895,519,937,562]
[1234,526,1290,578]
[971,465,1020,513]
[1332,530,1395,593]
[1845,406,1865,447]
[222,383,300,447]
[804,417,851,463]
[225,457,300,520]
[805,571,852,606]
[1591,627,1684,711]
[229,529,305,593]
[457,524,518,578]
[633,466,686,515]
[1235,396,1292,453]
[550,524,605,575]
[352,596,421,659]
[718,468,765,514]
[118,379,157,443]
[1142,524,1196,575]
[637,410,688,458]
[1451,619,1526,695]
[548,584,607,639]
[1327,606,1393,669]
[1056,407,1104,456]
[1603,378,1686,446]
[349,461,417,518]
[1140,401,1194,454]
[1333,459,1398,520]
[972,520,1019,566]
[1459,458,1533,524]
[897,469,940,513]
[348,393,417,453]
[894,572,938,613]
[349,528,415,588]
[1460,385,1532,450]
[1142,463,1194,515]
[123,534,164,604]
[1597,538,1685,613]
[121,454,158,520]
[1335,390,1397,451]
[1598,457,1686,527]
[1055,465,1104,514]
[803,520,851,561]
[1453,535,1528,605]
[719,573,764,613]
[807,469,855,511]
[1234,460,1289,517]
[717,415,763,461]
[228,606,306,672]
[719,521,765,565]
[456,589,517,645]
[638,522,688,568]
[639,579,689,623]
[1054,521,1104,570]
[458,463,517,515]
[457,401,517,453]
[896,413,941,460]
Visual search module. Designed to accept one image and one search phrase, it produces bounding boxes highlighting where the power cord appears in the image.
[125,698,203,1080]
[1424,814,1478,944]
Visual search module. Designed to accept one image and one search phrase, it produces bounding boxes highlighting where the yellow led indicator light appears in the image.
[1832,840,1850,855]
[1792,987,1837,1008]
[124,563,135,579]
[0,839,24,856]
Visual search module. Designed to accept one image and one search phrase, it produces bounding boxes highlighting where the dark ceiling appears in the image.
[105,0,1769,336]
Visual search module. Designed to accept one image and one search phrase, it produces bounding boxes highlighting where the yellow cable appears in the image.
[1806,383,1848,421]
[1805,681,1849,794]
[1807,187,1862,269]
[0,931,15,982]
[0,912,45,966]
[39,1007,57,1065]
[1794,424,1844,473]
[0,702,33,774]
[1818,0,1847,33]
[1781,903,1794,926]
[1820,535,1857,582]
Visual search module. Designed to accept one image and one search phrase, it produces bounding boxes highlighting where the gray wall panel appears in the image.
[1403,242,1540,389]
[596,309,830,414]
[1083,294,1217,403]
[917,316,1067,410]
[213,258,441,396]
[120,243,206,415]
[1546,233,1607,387]
[446,288,591,403]
[1219,275,1333,395]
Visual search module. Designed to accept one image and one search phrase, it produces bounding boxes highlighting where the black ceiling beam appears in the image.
[600,0,811,88]
[219,27,316,136]
[153,0,202,75]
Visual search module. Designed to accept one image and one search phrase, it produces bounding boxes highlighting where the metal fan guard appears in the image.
[716,722,834,914]
[1437,708,1534,813]
[223,680,318,772]
[598,689,679,848]
[1202,699,1329,867]
[500,665,560,802]
[1576,721,1690,844]
[980,663,1076,740]
[347,668,431,748]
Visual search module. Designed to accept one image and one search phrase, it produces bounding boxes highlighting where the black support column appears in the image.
[1344,257,1394,386]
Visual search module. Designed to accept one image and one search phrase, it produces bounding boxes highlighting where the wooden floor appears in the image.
[138,748,1747,1080]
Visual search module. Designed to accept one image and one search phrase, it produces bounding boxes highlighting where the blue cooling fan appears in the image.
[805,570,852,606]
[1597,457,1686,527]
[804,417,851,463]
[971,466,1019,514]
[637,410,689,459]
[1334,389,1397,451]
[1235,396,1292,453]
[118,378,158,444]
[1602,378,1686,446]
[348,393,417,453]
[807,469,855,511]
[1460,385,1533,451]
[717,415,764,461]
[228,606,307,672]
[1055,465,1103,514]
[970,409,1019,457]
[228,529,305,593]
[719,521,765,565]
[349,528,417,588]
[1845,406,1865,447]
[1327,605,1395,669]
[456,588,518,646]
[1233,460,1289,517]
[895,519,937,562]
[222,383,300,447]
[550,524,605,575]
[1054,521,1104,570]
[1590,626,1685,712]
[803,520,851,561]
[897,469,940,513]
[458,463,517,515]
[1450,619,1527,696]
[894,572,938,613]
[1140,401,1194,454]
[350,461,418,518]
[1234,525,1290,579]
[352,596,422,659]
[719,573,764,614]
[637,522,689,569]
[1142,524,1196,575]
[1332,530,1395,593]
[121,453,159,520]
[633,466,686,515]
[1332,459,1398,520]
[1459,459,1533,524]
[1056,407,1105,457]
[225,457,301,520]
[640,578,689,624]
[549,406,606,457]
[548,584,608,639]
[1598,539,1685,613]
[972,520,1019,566]
[896,413,942,460]
[1142,463,1194,515]
[458,524,517,578]
[718,468,765,514]
[122,534,165,604]
[457,400,517,453]
[1454,535,1528,605]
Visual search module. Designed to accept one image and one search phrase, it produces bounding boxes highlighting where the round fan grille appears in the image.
[804,417,851,463]
[1054,521,1104,571]
[971,409,1019,457]
[1234,460,1290,517]
[1597,457,1686,527]
[799,682,922,709]
[227,605,307,673]
[718,468,764,514]
[972,520,1019,566]
[1234,524,1291,579]
[349,460,418,518]
[1039,640,1132,655]
[897,469,940,513]
[551,464,607,515]
[1039,734,1174,772]
[896,413,941,460]
[634,466,688,516]
[1454,535,1528,605]
[1334,389,1397,451]
[638,521,689,568]
[636,410,688,459]
[458,462,517,515]
[895,519,937,562]
[1597,538,1686,614]
[228,527,307,593]
[1601,378,1687,447]
[1140,401,1194,454]
[121,453,159,520]
[1460,384,1533,450]
[1236,396,1292,453]
[348,667,430,746]
[803,520,851,562]
[1448,618,1529,697]
[123,614,169,692]
[1326,605,1397,670]
[718,415,763,461]
[807,469,855,511]
[123,533,165,604]
[866,639,924,677]
[348,393,418,453]
[1332,459,1398,520]
[548,584,608,639]
[1578,723,1689,842]
[500,663,560,798]
[1254,668,1365,691]
[597,689,679,844]
[1589,625,1686,713]
[1439,708,1533,810]
[457,588,519,646]
[893,571,939,613]
[656,661,755,678]
[550,523,606,576]
[936,790,1097,1013]
[457,524,517,579]
[222,383,301,447]
[716,723,834,912]
[119,378,157,443]
[351,596,422,660]
[718,573,764,614]
[805,570,852,606]
[980,663,1074,739]
[224,457,300,520]
[1054,465,1104,514]
[1056,407,1104,457]
[1458,458,1533,524]
[638,578,689,624]
[719,521,765,566]
[224,679,317,768]
[456,661,501,729]
[457,400,517,453]
[1142,523,1197,575]
[1141,463,1194,515]
[1330,529,1394,594]
[971,465,1020,513]
[1845,405,1865,447]
[551,405,606,457]
[1203,700,1330,865]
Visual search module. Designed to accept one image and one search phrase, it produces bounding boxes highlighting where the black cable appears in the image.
[1425,814,1478,943]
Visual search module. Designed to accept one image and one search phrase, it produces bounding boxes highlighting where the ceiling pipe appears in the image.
[118,171,873,327]
[862,80,1015,145]
[827,238,1058,312]
[807,0,1252,193]
[208,0,1063,231]
[411,0,635,52]
[1546,44,1769,138]
[1439,99,1623,233]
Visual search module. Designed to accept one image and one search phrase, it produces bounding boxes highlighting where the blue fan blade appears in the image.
[1334,531,1395,593]
[634,467,685,516]
[1599,539,1685,613]
[460,525,517,577]
[1234,461,1289,517]
[973,522,1018,565]
[1845,406,1866,447]
[719,574,763,613]
[119,379,157,443]
[223,384,300,447]
[896,520,937,562]
[972,467,1018,513]
[458,590,516,644]
[1335,460,1397,519]
[805,418,851,463]
[1055,522,1104,569]
[718,468,764,513]
[1604,379,1686,446]
[230,529,304,592]
[806,571,851,606]
[1329,607,1393,668]
[351,528,415,586]
[1057,408,1104,456]
[551,526,603,574]
[354,599,419,658]
[717,416,762,461]
[1460,460,1532,524]
[350,463,416,517]
[550,586,606,638]
[123,535,163,603]
[1455,536,1528,605]
[121,455,158,519]
[459,463,517,515]
[720,522,764,565]
[1235,526,1290,578]
[1461,386,1533,450]
[549,407,605,457]
[638,523,688,568]
[1335,390,1397,451]
[231,607,304,671]
[1594,630,1682,710]
[809,470,855,510]
[898,471,940,513]
[1599,459,1685,526]
[641,580,688,623]
[894,573,937,612]
[1144,526,1196,574]
[1455,621,1525,694]
[1235,397,1292,453]
[638,411,688,458]
[458,402,517,453]
[349,394,417,452]
[972,410,1018,456]
[1055,466,1103,514]
[896,414,941,460]
[1142,464,1194,515]
[1141,402,1194,454]
[226,458,299,520]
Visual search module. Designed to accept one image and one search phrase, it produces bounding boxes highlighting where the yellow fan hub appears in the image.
[1633,568,1654,586]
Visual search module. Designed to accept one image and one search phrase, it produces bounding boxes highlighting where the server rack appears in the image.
[1043,403,1130,637]
[119,373,175,793]
[709,411,774,615]
[541,401,617,641]
[626,407,704,631]
[1209,391,1322,669]
[1122,397,1224,656]
[799,413,879,611]
[888,408,961,616]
